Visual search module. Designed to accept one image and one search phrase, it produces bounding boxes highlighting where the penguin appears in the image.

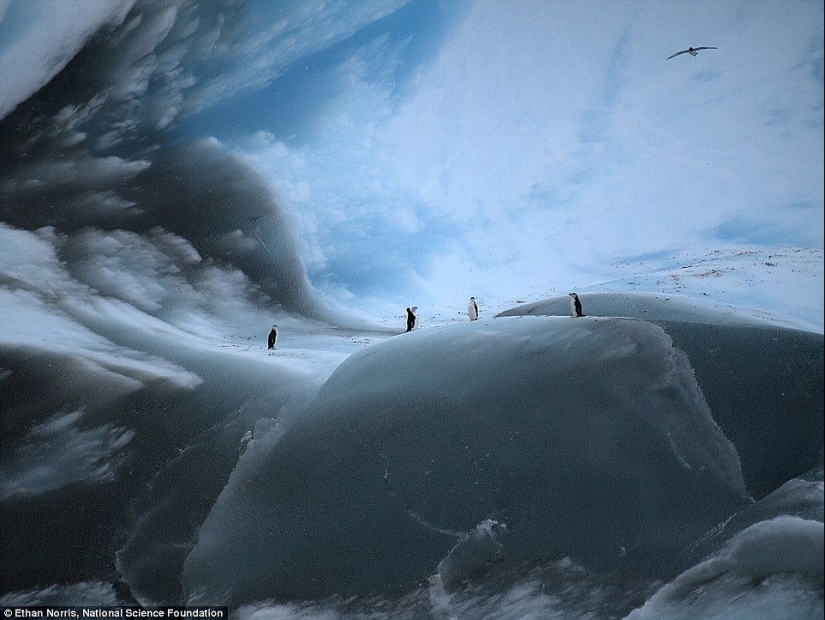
[569,293,584,318]
[405,307,417,332]
[468,296,479,321]
[267,324,278,350]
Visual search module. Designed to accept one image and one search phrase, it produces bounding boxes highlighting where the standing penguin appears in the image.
[405,307,418,332]
[569,293,584,317]
[267,324,278,350]
[468,296,479,321]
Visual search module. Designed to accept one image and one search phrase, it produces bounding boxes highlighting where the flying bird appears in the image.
[667,46,717,60]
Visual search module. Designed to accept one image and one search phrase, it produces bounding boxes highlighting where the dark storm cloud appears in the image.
[127,140,326,318]
[0,0,408,322]
[0,139,325,318]
[1,156,151,192]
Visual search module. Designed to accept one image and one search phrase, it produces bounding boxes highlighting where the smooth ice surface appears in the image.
[181,316,751,605]
[498,292,825,498]
[626,465,825,620]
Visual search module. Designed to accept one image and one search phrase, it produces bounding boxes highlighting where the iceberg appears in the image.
[182,315,751,605]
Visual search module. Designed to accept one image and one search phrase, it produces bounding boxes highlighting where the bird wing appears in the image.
[667,46,718,59]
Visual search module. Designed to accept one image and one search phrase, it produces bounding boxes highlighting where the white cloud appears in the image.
[237,0,822,319]
[2,0,820,326]
[1,156,151,192]
[0,409,135,500]
[189,0,410,115]
[0,0,137,120]
[239,132,326,271]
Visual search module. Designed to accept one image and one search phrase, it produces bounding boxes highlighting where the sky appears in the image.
[0,0,822,322]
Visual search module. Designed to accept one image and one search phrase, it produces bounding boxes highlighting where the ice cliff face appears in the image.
[499,293,825,498]
[181,316,751,605]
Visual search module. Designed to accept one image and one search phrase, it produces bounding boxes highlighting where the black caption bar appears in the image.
[1,609,228,619]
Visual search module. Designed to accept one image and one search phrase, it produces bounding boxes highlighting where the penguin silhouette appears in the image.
[405,307,417,332]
